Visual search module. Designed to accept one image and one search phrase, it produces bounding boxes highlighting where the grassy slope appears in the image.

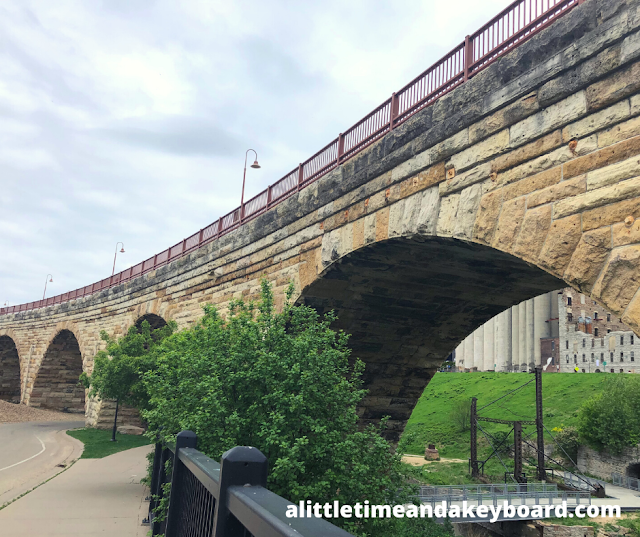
[402,372,606,458]
[67,428,151,458]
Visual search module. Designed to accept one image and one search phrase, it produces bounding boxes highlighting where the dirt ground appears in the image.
[0,400,82,424]
[402,454,467,466]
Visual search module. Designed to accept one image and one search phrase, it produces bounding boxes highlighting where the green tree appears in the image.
[577,375,640,454]
[81,320,175,441]
[142,280,423,536]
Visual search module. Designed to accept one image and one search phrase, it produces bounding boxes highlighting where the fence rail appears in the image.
[0,0,584,317]
[147,431,353,537]
[612,472,640,492]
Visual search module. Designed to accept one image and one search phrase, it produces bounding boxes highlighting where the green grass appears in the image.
[402,372,607,459]
[67,428,151,458]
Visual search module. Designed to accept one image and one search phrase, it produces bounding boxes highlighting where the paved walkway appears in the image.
[0,444,153,536]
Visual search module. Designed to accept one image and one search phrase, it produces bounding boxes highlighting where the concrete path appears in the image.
[0,444,153,536]
[0,420,85,506]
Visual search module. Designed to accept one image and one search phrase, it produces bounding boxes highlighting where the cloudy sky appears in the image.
[1,0,513,306]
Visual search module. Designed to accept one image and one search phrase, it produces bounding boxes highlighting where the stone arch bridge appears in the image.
[1,0,640,439]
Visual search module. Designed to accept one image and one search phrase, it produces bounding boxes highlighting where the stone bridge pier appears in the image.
[1,0,640,439]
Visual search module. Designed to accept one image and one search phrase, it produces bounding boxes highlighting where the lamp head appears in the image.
[120,247,125,253]
[49,277,53,282]
[250,160,260,169]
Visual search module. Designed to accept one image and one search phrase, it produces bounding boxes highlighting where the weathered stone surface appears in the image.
[563,136,640,179]
[493,130,562,174]
[448,129,510,173]
[453,184,482,240]
[492,198,526,252]
[582,196,640,231]
[527,176,586,208]
[623,290,640,334]
[472,189,503,245]
[503,167,562,201]
[469,91,539,144]
[586,60,640,112]
[598,116,640,147]
[417,187,440,235]
[513,205,553,262]
[592,245,640,312]
[562,100,630,142]
[632,95,640,116]
[439,163,491,196]
[586,154,640,190]
[510,92,587,146]
[117,425,145,435]
[538,215,582,276]
[436,193,460,237]
[564,227,612,293]
[613,218,640,247]
[375,207,389,242]
[554,176,640,219]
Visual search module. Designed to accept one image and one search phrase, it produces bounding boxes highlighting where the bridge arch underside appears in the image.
[0,336,21,402]
[135,313,167,331]
[299,236,564,441]
[30,330,85,413]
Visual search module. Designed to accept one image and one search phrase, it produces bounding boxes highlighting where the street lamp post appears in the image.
[112,242,125,277]
[43,274,53,300]
[240,149,260,221]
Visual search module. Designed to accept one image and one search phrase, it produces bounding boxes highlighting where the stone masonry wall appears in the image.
[1,0,640,434]
[578,444,640,480]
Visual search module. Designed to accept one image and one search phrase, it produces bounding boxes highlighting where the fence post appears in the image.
[389,92,399,131]
[212,446,268,537]
[165,430,197,537]
[464,35,472,81]
[297,163,304,191]
[337,133,344,165]
[143,442,163,525]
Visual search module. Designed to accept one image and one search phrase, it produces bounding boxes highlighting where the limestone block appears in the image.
[388,199,406,239]
[321,228,341,267]
[586,154,640,190]
[503,167,562,201]
[565,136,640,179]
[538,214,582,276]
[622,291,640,334]
[416,186,440,236]
[491,198,526,252]
[527,176,586,208]
[390,149,431,184]
[586,60,640,112]
[352,218,364,250]
[562,100,630,142]
[613,218,640,247]
[564,227,612,293]
[439,162,491,196]
[554,176,640,219]
[472,189,503,245]
[364,213,376,244]
[447,129,510,173]
[375,207,389,242]
[510,92,587,146]
[436,193,460,237]
[453,184,482,240]
[598,116,640,147]
[469,91,539,145]
[117,425,145,435]
[582,196,640,231]
[632,94,640,116]
[592,244,640,312]
[493,130,562,174]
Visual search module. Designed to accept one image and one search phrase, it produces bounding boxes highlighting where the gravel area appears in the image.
[0,400,83,423]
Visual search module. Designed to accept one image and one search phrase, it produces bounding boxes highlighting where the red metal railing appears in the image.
[0,0,582,317]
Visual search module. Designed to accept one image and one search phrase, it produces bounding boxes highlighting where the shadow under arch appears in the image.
[298,236,564,441]
[135,313,167,331]
[30,329,85,413]
[0,336,21,402]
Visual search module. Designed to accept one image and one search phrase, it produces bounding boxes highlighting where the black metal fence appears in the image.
[146,430,354,537]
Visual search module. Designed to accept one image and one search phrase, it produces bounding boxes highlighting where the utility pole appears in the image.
[470,397,478,478]
[514,421,523,484]
[535,366,546,481]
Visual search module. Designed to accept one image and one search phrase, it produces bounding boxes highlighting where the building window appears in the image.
[601,338,604,347]
[566,340,569,350]
[607,314,611,322]
[594,328,599,337]
[582,339,586,348]
[621,352,624,362]
[566,355,569,363]
[611,369,614,373]
[582,354,586,362]
[611,352,614,361]
[601,353,604,361]
[608,329,611,334]
[632,352,635,362]
[632,335,635,345]
[591,339,595,348]
[621,336,625,345]
[621,369,624,373]
[574,355,577,363]
[568,313,573,322]
[591,353,594,361]
[567,297,572,306]
[582,369,586,373]
[594,312,598,320]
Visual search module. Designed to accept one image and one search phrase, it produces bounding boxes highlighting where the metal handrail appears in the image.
[0,0,584,317]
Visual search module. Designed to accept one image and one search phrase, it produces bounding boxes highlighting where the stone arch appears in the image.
[30,329,85,413]
[135,313,167,331]
[299,235,565,440]
[626,462,640,479]
[0,336,21,402]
